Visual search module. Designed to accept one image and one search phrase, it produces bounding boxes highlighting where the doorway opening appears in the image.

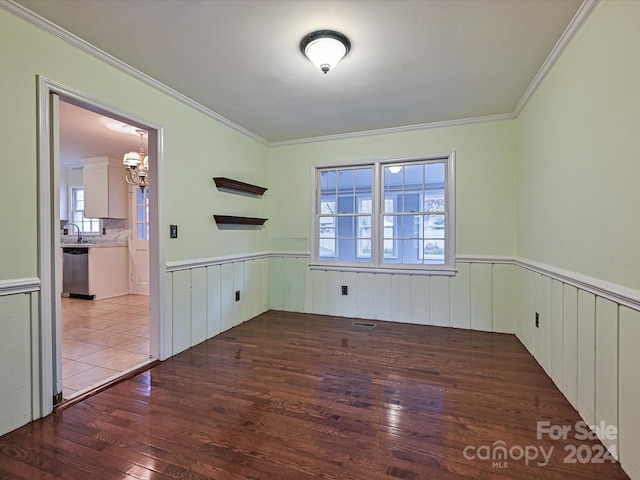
[37,77,165,414]
[57,100,154,400]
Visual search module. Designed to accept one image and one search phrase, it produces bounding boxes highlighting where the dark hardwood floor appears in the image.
[0,311,630,479]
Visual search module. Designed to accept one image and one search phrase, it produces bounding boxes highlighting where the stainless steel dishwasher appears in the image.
[62,247,94,299]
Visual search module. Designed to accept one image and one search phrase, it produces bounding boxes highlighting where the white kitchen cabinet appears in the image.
[82,157,128,218]
[88,246,128,300]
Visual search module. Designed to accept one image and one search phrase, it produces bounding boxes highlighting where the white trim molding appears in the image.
[455,255,515,265]
[308,263,457,276]
[0,277,40,296]
[0,0,597,147]
[0,0,268,146]
[269,114,514,147]
[513,0,599,116]
[168,250,640,312]
[166,251,272,272]
[517,257,640,312]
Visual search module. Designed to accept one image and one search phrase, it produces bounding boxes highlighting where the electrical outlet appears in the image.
[235,290,240,302]
[170,225,178,238]
[535,312,540,328]
[102,227,106,235]
[342,285,348,295]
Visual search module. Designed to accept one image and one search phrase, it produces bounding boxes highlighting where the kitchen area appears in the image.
[61,157,130,301]
[58,101,152,400]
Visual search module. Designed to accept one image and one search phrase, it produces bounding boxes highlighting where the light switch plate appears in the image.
[170,225,178,238]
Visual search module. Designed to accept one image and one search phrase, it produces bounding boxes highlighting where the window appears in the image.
[135,187,150,241]
[312,154,455,274]
[69,187,101,235]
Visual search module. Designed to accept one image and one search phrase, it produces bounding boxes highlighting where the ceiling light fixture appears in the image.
[123,129,149,192]
[300,30,351,74]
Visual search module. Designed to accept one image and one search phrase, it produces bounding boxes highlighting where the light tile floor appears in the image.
[61,294,151,400]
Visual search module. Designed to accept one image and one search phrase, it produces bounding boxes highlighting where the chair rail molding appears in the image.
[0,277,41,296]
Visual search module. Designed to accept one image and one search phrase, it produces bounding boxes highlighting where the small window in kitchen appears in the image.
[70,187,101,235]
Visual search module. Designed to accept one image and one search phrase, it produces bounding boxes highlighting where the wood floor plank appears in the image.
[0,311,630,479]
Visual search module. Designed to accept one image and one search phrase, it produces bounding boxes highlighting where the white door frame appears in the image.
[36,76,167,416]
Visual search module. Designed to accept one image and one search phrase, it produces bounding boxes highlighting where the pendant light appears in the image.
[123,129,149,192]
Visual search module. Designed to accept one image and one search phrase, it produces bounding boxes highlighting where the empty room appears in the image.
[0,0,639,479]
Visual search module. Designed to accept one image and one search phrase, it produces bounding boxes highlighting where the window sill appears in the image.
[309,263,457,276]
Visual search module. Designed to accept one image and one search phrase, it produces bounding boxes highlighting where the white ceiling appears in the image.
[13,0,584,156]
[58,101,148,167]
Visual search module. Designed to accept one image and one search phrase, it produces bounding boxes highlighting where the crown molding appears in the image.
[0,0,269,146]
[267,113,515,147]
[513,0,599,116]
[1,0,598,147]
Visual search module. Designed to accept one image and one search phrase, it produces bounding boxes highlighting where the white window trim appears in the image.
[310,153,456,276]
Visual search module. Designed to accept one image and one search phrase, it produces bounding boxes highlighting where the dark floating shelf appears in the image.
[213,177,267,196]
[214,215,267,225]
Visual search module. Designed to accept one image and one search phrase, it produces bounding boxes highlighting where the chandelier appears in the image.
[123,129,149,192]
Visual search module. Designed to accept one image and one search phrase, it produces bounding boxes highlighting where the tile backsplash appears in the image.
[61,218,129,247]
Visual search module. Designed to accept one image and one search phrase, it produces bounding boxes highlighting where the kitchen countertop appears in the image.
[61,243,127,248]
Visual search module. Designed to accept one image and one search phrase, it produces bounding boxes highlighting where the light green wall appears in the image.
[0,7,268,436]
[0,8,269,283]
[515,0,640,290]
[268,120,517,257]
[515,3,640,479]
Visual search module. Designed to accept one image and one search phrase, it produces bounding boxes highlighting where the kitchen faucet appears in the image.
[63,223,83,244]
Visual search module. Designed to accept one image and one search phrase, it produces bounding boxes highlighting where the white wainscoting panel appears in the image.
[577,290,596,427]
[513,260,640,476]
[470,263,493,331]
[531,271,543,361]
[0,292,33,436]
[268,256,284,311]
[619,306,640,479]
[311,269,328,315]
[164,273,174,359]
[374,274,393,321]
[190,267,207,346]
[271,257,516,333]
[410,275,430,325]
[357,272,375,320]
[563,284,579,410]
[429,275,450,327]
[493,263,517,334]
[233,262,244,327]
[165,256,269,357]
[618,307,640,479]
[550,279,564,388]
[391,274,411,323]
[341,271,358,319]
[171,269,191,354]
[220,263,235,332]
[449,263,470,329]
[540,275,553,375]
[206,265,222,339]
[594,297,618,458]
[295,258,307,313]
[326,270,342,317]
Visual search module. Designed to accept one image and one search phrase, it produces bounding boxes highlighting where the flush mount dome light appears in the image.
[300,30,351,74]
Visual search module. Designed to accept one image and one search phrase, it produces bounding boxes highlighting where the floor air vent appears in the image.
[352,321,376,328]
